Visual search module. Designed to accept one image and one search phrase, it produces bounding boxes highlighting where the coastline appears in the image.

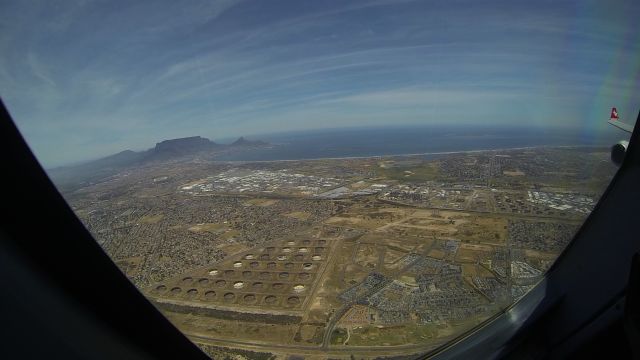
[213,144,604,164]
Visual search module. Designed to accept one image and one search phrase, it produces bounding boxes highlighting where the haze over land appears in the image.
[48,124,621,192]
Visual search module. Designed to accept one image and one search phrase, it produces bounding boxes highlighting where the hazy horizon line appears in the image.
[46,122,613,169]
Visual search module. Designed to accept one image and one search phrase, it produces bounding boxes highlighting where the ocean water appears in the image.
[215,125,620,162]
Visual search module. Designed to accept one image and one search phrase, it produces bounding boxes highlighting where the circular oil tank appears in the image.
[302,240,311,245]
[244,254,255,260]
[284,262,294,269]
[186,289,198,297]
[277,255,287,261]
[215,280,227,287]
[208,269,219,276]
[286,241,296,246]
[233,261,243,268]
[317,240,327,246]
[287,296,301,305]
[302,263,313,270]
[233,281,244,289]
[155,285,167,292]
[198,278,209,285]
[252,282,264,290]
[204,290,216,300]
[312,255,322,261]
[259,272,271,279]
[272,283,284,290]
[181,276,193,284]
[298,273,311,280]
[223,292,235,301]
[279,272,290,279]
[298,247,309,253]
[243,294,257,303]
[282,247,292,253]
[293,284,306,292]
[264,295,277,304]
[170,287,181,295]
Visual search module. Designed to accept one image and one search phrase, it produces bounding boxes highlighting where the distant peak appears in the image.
[231,136,248,145]
[153,136,217,155]
[231,136,267,146]
[155,136,210,146]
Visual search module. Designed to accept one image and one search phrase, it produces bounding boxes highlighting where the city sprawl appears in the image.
[62,147,615,359]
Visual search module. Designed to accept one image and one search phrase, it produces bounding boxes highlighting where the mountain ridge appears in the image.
[48,135,269,190]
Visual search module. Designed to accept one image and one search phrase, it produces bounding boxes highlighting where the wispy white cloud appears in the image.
[0,0,638,166]
[325,88,522,106]
[27,52,56,87]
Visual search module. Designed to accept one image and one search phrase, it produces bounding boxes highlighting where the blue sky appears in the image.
[1,0,639,166]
